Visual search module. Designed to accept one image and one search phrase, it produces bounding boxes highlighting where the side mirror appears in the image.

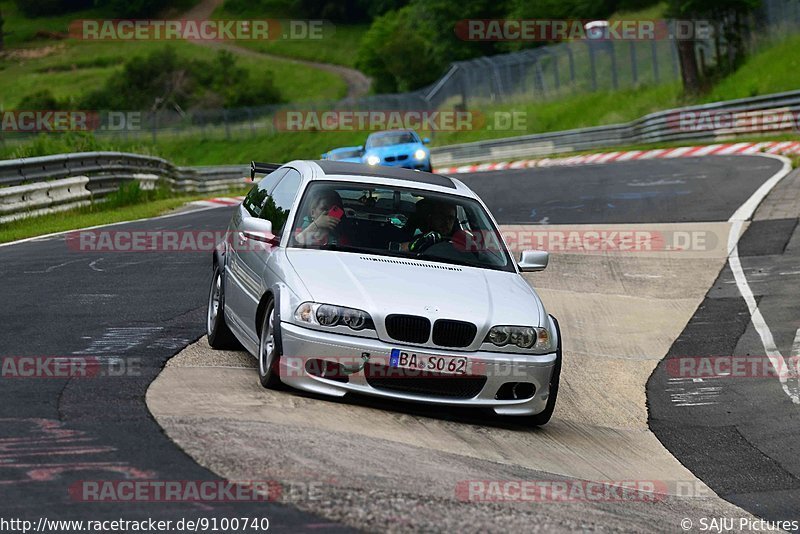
[422,137,430,144]
[240,217,278,245]
[518,250,548,272]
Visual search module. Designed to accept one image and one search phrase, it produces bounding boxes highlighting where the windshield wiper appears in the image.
[317,243,371,254]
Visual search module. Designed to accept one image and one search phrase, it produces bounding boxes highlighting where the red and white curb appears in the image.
[433,141,800,175]
[190,196,245,208]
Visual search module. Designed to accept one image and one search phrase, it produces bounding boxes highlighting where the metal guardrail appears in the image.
[431,89,800,165]
[0,153,249,222]
[1,89,798,222]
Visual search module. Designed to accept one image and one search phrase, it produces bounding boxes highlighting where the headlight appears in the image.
[485,325,551,351]
[366,155,380,165]
[294,302,374,331]
[414,149,427,160]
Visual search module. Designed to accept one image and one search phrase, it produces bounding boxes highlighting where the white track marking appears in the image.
[691,144,725,156]
[726,154,797,404]
[0,204,224,249]
[664,146,695,158]
[789,329,800,402]
[717,142,752,155]
[615,150,642,161]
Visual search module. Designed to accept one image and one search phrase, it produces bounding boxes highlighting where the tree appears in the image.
[357,0,509,93]
[666,0,760,95]
[0,8,4,52]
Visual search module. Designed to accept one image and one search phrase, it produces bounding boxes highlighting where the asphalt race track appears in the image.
[0,208,345,531]
[2,155,798,532]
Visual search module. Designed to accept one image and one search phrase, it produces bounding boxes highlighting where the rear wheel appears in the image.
[206,265,241,349]
[525,316,562,427]
[257,299,283,389]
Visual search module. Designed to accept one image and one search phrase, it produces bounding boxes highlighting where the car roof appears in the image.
[300,160,475,197]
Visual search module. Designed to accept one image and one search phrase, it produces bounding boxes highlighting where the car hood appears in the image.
[285,249,543,327]
[364,143,425,157]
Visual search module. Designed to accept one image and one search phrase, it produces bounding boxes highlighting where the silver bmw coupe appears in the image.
[207,160,562,425]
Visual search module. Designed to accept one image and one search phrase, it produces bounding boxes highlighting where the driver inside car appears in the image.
[401,199,457,253]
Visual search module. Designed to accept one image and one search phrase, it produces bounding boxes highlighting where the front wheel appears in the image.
[525,316,562,427]
[257,299,283,389]
[207,265,241,349]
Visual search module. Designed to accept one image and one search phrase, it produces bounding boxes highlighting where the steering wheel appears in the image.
[410,231,451,255]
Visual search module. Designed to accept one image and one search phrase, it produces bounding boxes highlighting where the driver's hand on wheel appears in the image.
[409,231,443,253]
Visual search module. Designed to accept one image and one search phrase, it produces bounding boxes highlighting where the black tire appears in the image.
[257,298,283,389]
[206,264,241,349]
[525,315,562,427]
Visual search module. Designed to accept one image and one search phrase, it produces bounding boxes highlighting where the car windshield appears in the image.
[367,132,417,148]
[329,149,362,160]
[289,181,514,272]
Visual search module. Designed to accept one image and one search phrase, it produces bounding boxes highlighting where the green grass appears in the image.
[2,18,799,166]
[0,1,347,108]
[223,22,367,68]
[609,2,668,21]
[433,83,684,146]
[123,130,366,165]
[702,34,800,101]
[0,2,104,47]
[211,1,367,67]
[0,185,250,243]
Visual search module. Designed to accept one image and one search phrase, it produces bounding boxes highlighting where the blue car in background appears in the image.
[321,146,364,163]
[362,130,431,172]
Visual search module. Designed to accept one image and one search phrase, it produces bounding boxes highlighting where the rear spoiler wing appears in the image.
[250,161,282,181]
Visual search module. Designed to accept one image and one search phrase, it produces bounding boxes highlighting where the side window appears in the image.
[260,169,303,235]
[243,168,288,217]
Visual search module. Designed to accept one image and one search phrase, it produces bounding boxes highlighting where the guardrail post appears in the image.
[651,41,660,84]
[566,46,576,94]
[608,42,618,90]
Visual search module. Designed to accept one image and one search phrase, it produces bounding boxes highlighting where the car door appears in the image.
[231,168,303,343]
[225,167,288,338]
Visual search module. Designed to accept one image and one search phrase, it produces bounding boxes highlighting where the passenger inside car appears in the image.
[294,189,351,246]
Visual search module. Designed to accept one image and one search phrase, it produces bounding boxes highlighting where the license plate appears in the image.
[390,349,468,375]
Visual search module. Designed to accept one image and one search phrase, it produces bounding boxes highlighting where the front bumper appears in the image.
[279,322,558,416]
